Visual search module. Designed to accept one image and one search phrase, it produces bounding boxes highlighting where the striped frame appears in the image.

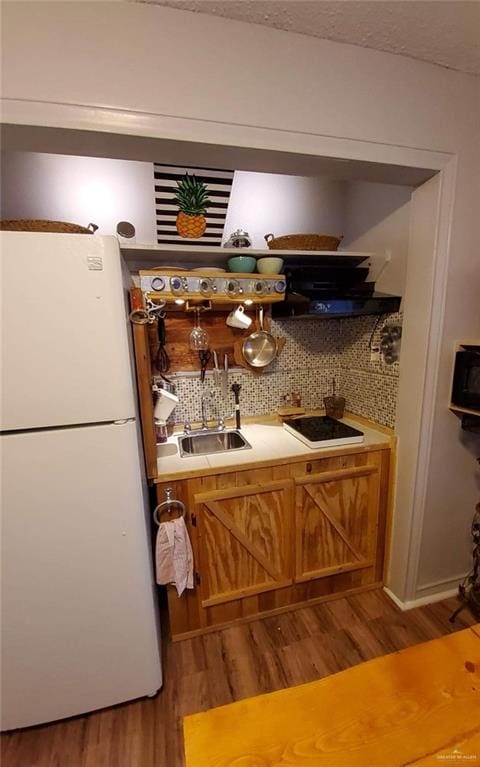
[154,164,234,247]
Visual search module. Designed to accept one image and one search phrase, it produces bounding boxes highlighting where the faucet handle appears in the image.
[184,421,192,434]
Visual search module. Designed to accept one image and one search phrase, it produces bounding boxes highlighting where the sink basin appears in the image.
[179,429,252,457]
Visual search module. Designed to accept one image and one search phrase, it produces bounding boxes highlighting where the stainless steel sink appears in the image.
[179,429,252,457]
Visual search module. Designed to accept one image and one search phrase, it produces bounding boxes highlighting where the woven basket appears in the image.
[0,219,98,234]
[264,233,343,251]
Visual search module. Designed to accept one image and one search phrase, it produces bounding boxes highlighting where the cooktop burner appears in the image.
[283,416,364,448]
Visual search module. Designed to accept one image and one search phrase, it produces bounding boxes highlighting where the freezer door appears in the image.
[1,420,162,730]
[1,232,135,430]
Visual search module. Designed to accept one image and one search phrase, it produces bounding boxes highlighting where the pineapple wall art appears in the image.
[174,174,210,239]
[154,164,234,246]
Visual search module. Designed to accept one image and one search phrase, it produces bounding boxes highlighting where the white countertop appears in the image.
[156,416,392,480]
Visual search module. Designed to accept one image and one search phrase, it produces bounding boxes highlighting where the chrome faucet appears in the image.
[190,390,234,433]
[201,390,212,430]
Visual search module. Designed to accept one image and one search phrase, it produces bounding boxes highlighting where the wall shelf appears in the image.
[449,403,480,417]
[121,242,378,270]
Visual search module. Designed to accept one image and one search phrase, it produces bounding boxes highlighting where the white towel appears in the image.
[155,517,194,596]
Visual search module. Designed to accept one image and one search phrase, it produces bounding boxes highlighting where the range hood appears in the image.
[272,256,401,319]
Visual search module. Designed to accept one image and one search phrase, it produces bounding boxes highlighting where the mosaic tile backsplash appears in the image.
[163,312,402,429]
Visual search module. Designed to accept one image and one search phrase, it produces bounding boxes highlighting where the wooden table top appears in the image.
[184,625,480,766]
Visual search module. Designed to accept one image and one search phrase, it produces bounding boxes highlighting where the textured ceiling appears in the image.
[141,0,480,76]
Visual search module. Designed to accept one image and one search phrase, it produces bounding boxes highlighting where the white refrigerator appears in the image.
[0,232,162,730]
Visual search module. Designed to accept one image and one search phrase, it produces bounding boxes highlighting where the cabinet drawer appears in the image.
[289,453,366,478]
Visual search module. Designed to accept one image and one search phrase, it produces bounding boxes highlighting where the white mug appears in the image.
[226,305,252,329]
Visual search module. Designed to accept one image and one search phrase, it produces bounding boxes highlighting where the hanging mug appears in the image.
[226,305,252,329]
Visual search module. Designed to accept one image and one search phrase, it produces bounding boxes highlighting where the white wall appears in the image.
[224,171,345,248]
[2,2,479,602]
[0,152,156,244]
[2,3,476,150]
[343,182,412,297]
[416,142,480,593]
[0,157,347,251]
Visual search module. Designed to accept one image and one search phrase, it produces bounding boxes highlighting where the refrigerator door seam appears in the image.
[1,419,136,436]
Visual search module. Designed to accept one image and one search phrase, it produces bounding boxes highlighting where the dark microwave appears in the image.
[451,345,480,411]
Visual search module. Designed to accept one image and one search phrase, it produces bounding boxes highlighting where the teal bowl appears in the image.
[227,256,257,273]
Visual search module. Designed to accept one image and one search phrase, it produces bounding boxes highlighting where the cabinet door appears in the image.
[194,480,295,608]
[295,464,380,582]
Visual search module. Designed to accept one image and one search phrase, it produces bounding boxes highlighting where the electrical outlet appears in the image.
[370,347,381,362]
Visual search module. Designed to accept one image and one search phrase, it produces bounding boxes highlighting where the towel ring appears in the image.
[153,487,186,526]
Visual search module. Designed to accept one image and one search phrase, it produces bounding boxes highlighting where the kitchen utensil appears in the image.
[323,378,346,419]
[227,256,256,273]
[256,257,284,274]
[222,354,229,397]
[224,229,252,248]
[231,382,242,428]
[213,350,222,387]
[199,349,211,383]
[242,306,277,368]
[226,305,252,329]
[264,233,343,251]
[277,406,306,420]
[189,308,209,351]
[154,313,170,373]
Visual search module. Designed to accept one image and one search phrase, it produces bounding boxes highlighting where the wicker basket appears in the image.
[0,219,98,234]
[264,233,343,251]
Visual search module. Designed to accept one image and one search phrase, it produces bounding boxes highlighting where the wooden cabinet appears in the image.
[194,480,294,608]
[294,464,379,583]
[157,446,392,640]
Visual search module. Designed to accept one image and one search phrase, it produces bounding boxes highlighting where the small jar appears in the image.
[155,420,168,444]
[291,391,302,408]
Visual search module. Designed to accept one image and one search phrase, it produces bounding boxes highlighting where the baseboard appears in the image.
[415,573,468,596]
[383,584,462,611]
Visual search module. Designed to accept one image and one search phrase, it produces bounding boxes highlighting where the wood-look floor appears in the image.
[1,590,476,767]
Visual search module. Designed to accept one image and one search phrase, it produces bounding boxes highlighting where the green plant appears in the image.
[173,174,211,215]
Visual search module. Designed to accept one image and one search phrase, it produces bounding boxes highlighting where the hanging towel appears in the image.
[155,517,194,596]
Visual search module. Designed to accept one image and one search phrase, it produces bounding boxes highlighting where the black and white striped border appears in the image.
[154,164,234,246]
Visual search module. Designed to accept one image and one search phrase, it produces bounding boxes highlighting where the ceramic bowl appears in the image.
[227,256,257,273]
[256,257,284,274]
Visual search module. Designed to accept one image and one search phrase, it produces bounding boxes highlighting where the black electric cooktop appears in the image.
[283,416,364,448]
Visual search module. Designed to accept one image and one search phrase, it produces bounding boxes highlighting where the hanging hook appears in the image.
[146,298,167,321]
